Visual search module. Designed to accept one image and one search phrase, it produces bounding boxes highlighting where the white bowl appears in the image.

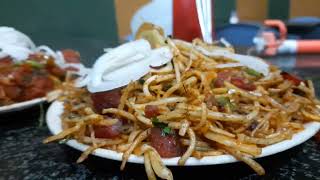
[46,101,320,166]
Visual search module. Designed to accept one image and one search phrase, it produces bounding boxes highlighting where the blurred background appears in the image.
[1,0,320,64]
[116,0,320,42]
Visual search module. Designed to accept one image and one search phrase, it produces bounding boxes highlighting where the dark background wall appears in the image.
[0,0,119,65]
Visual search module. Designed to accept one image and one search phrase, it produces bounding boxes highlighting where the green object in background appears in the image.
[214,0,236,27]
[0,0,119,66]
[268,0,290,20]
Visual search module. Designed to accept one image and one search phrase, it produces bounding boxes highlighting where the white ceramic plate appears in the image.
[0,97,46,114]
[46,101,320,166]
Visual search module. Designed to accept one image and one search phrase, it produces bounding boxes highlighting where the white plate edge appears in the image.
[46,101,320,166]
[0,97,46,113]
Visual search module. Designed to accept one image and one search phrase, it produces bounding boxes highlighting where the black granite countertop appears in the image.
[1,54,320,180]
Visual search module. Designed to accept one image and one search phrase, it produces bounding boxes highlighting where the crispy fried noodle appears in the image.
[44,23,320,180]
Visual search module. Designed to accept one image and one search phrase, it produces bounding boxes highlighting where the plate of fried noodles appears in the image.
[44,23,320,180]
[0,26,88,113]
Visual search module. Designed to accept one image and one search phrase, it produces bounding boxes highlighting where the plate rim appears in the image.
[0,97,46,113]
[46,100,320,166]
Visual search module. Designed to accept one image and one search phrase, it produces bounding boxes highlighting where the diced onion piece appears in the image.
[215,63,244,69]
[85,39,173,93]
[195,47,269,76]
[0,26,36,60]
[173,39,269,76]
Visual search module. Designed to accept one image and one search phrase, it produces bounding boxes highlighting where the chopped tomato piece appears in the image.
[49,66,65,79]
[62,49,81,63]
[281,71,302,86]
[11,66,33,86]
[90,88,122,113]
[45,58,66,78]
[214,70,233,88]
[149,127,183,158]
[230,77,256,91]
[0,86,5,99]
[46,66,66,79]
[22,75,54,100]
[93,120,122,139]
[0,72,14,86]
[0,57,13,68]
[3,85,21,100]
[145,105,160,118]
[64,66,79,72]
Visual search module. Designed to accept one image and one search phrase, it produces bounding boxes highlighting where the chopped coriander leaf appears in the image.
[162,126,173,136]
[151,117,173,136]
[245,67,262,77]
[25,60,44,69]
[216,96,229,107]
[216,96,236,111]
[152,117,167,129]
[151,117,159,124]
[228,102,236,111]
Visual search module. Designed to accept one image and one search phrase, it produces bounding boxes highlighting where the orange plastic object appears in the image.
[264,20,287,41]
[173,0,202,42]
[262,19,320,54]
[297,40,320,53]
